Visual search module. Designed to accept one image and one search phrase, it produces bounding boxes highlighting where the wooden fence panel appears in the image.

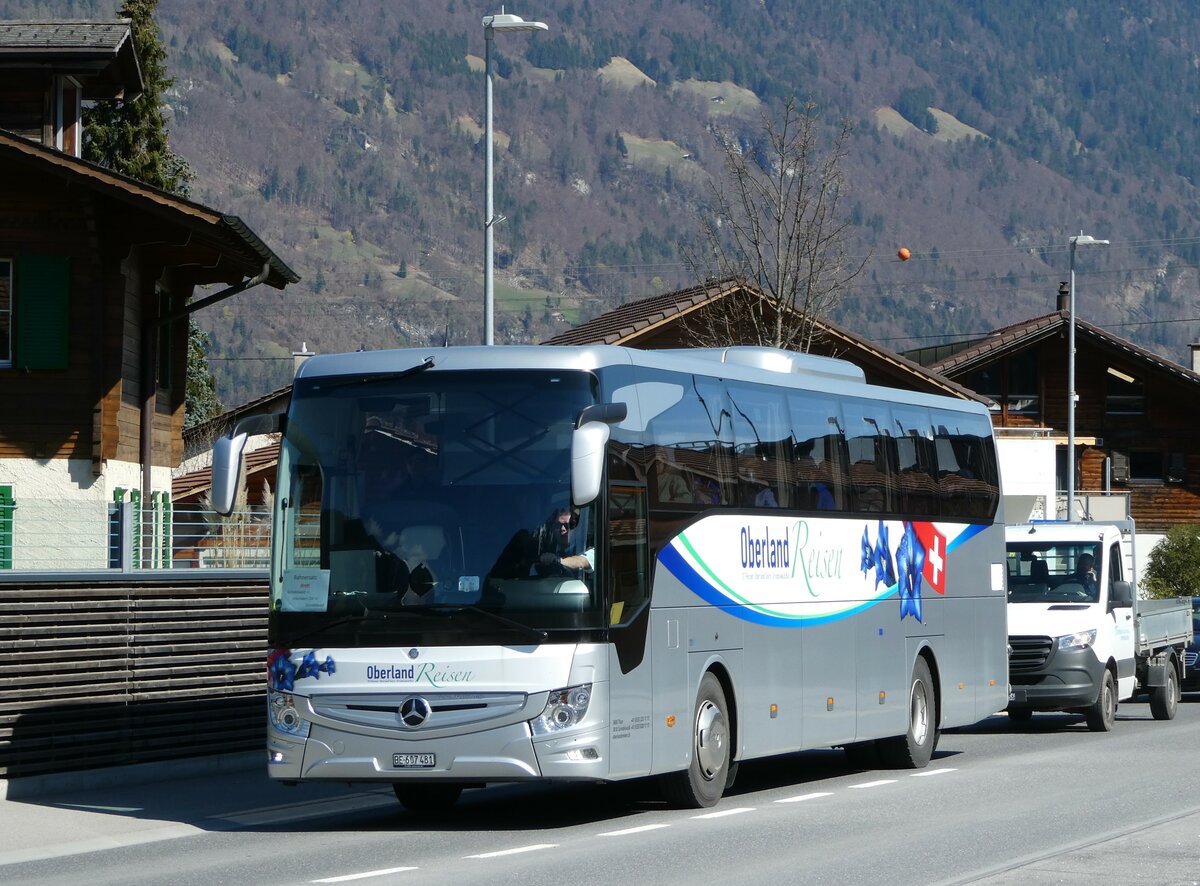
[0,575,269,779]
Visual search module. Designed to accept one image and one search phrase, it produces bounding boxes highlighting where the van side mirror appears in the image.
[1109,580,1133,610]
[210,413,284,516]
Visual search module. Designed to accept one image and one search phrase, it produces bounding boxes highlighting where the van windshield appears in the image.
[1006,542,1101,603]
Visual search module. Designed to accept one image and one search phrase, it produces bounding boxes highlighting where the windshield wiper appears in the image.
[313,355,435,392]
[281,613,374,647]
[425,604,549,642]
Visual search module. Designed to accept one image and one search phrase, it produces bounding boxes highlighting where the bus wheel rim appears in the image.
[695,700,727,781]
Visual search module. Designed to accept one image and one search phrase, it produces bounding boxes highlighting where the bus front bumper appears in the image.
[268,721,611,784]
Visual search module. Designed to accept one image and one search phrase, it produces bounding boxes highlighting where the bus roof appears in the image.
[294,344,989,417]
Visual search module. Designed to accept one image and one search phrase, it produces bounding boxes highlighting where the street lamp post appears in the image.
[482,11,547,346]
[1066,231,1109,520]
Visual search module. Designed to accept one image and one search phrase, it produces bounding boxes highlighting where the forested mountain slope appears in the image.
[5,0,1200,405]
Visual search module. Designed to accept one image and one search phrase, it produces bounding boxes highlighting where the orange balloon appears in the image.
[897,247,911,261]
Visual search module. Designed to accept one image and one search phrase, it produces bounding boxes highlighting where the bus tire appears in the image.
[392,783,463,812]
[1149,656,1179,721]
[1085,669,1117,732]
[878,658,937,769]
[661,672,731,808]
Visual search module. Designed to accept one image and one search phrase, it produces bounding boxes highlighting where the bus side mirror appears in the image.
[1109,580,1133,610]
[211,433,247,516]
[211,413,285,516]
[571,422,610,507]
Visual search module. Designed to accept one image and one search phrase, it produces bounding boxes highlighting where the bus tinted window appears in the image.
[646,375,733,508]
[728,381,791,509]
[842,399,893,514]
[786,391,845,512]
[932,408,1000,520]
[891,405,939,516]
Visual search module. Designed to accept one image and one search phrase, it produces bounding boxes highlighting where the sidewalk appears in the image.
[0,752,396,867]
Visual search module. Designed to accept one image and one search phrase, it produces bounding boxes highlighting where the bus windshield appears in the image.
[271,368,602,647]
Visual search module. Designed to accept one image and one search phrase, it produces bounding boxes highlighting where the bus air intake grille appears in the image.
[310,692,529,732]
[1008,635,1053,671]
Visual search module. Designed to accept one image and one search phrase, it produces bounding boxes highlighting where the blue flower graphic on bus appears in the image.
[268,648,336,691]
[896,521,928,622]
[861,520,896,591]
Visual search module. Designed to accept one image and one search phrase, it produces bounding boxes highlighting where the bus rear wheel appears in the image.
[393,783,463,812]
[878,658,937,769]
[661,672,731,808]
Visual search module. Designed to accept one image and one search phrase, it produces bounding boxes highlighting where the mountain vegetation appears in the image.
[5,0,1200,407]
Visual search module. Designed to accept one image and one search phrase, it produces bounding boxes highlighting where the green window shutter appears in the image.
[0,486,13,570]
[15,255,71,370]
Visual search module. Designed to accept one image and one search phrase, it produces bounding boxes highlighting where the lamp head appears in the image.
[484,13,549,33]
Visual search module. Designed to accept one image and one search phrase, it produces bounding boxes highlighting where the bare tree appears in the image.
[684,98,868,351]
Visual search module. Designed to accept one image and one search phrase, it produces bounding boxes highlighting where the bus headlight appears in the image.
[269,690,311,738]
[1057,629,1097,651]
[530,684,592,736]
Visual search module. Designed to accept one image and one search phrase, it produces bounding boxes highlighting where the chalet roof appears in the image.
[926,309,1200,387]
[173,441,280,503]
[0,20,142,100]
[544,279,989,404]
[0,128,299,289]
[182,384,292,459]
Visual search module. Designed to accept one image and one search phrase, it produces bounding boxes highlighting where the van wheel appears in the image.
[1085,669,1117,732]
[660,673,731,808]
[1149,658,1179,721]
[878,658,937,768]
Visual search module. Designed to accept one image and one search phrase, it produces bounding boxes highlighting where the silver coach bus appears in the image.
[212,345,1007,810]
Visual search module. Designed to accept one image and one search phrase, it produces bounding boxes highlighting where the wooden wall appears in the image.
[0,574,268,779]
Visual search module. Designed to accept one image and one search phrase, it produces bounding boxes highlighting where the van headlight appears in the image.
[1057,629,1097,651]
[530,684,592,736]
[268,689,311,738]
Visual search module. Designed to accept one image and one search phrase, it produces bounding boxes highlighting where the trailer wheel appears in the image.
[393,784,463,812]
[1085,669,1117,732]
[660,672,731,808]
[1149,656,1179,721]
[878,658,937,769]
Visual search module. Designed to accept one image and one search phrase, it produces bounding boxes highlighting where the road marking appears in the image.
[911,767,957,777]
[313,866,418,883]
[849,779,897,789]
[598,823,671,837]
[465,844,557,859]
[775,791,834,803]
[692,807,754,819]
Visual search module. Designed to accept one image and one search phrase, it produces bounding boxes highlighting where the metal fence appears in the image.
[0,499,271,572]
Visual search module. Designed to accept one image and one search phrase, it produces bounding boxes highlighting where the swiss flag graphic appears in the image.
[912,523,948,595]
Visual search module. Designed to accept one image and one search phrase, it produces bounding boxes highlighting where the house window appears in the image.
[1105,367,1145,416]
[1129,451,1164,482]
[0,259,11,367]
[1007,349,1040,415]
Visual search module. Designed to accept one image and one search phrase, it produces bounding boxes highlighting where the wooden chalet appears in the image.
[907,301,1200,534]
[0,19,298,568]
[543,278,987,402]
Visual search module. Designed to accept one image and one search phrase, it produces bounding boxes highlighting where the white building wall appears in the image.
[0,458,172,570]
[996,436,1057,522]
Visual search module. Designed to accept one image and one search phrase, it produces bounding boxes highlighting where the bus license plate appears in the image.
[393,753,436,769]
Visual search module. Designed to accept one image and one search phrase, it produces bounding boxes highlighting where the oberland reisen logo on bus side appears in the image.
[658,514,968,628]
[366,661,475,687]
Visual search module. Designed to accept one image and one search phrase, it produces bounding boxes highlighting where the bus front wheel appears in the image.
[661,672,731,808]
[878,657,937,769]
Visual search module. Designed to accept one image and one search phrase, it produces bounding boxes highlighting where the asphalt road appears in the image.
[3,696,1199,886]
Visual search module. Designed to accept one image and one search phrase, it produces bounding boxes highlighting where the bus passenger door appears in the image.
[605,479,653,778]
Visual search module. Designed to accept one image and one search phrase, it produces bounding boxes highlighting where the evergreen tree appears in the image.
[83,0,193,196]
[84,1,219,425]
[185,324,221,428]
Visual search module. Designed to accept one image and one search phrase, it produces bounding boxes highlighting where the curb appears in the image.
[0,750,262,802]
